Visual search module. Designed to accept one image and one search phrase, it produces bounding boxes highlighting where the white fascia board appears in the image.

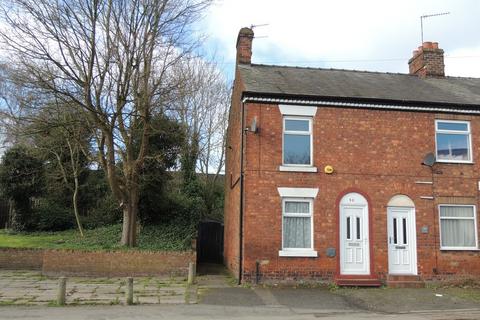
[242,97,480,115]
[277,187,319,198]
[279,104,317,116]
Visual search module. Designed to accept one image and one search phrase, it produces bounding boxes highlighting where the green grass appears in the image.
[0,223,194,252]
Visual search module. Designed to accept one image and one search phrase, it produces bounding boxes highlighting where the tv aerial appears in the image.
[420,12,450,43]
[250,24,269,39]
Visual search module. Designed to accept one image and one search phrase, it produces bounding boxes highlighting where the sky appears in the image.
[201,0,480,79]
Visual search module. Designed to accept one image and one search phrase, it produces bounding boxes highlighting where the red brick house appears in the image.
[224,27,480,286]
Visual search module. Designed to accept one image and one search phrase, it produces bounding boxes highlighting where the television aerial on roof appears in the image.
[420,12,450,44]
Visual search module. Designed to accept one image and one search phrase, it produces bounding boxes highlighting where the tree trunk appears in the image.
[120,185,139,247]
[72,175,84,237]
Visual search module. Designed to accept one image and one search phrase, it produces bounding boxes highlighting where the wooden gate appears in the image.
[197,221,224,263]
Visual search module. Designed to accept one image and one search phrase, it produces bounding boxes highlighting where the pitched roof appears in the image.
[238,64,480,107]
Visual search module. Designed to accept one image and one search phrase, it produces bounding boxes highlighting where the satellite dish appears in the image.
[422,153,435,166]
[250,117,257,133]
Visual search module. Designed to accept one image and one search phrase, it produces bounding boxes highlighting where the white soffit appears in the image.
[279,104,317,116]
[277,187,319,198]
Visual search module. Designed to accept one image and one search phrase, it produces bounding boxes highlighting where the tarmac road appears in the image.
[1,304,480,320]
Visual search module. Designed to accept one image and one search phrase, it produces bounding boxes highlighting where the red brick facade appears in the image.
[223,65,245,279]
[225,101,480,283]
[224,30,480,284]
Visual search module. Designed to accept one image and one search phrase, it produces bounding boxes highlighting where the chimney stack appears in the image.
[236,27,254,65]
[408,41,445,78]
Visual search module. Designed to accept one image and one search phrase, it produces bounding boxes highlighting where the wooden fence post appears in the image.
[57,277,66,305]
[126,277,133,305]
[187,262,195,285]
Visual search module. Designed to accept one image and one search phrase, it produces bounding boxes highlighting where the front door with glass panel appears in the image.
[387,207,417,275]
[340,193,370,275]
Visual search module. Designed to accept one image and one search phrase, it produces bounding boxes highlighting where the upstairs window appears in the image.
[283,117,312,166]
[435,120,472,163]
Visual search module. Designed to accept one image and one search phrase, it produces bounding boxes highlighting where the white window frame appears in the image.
[280,198,316,257]
[282,116,313,167]
[435,120,473,164]
[438,204,479,250]
[277,187,318,257]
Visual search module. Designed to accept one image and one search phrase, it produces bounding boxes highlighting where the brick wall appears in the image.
[42,250,195,277]
[228,102,480,283]
[223,66,246,279]
[0,248,44,270]
[0,248,195,277]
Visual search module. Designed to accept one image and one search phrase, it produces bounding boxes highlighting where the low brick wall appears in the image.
[0,248,44,270]
[0,248,196,277]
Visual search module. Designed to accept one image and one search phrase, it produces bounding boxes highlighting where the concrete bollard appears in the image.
[187,262,195,285]
[57,277,67,306]
[126,277,134,305]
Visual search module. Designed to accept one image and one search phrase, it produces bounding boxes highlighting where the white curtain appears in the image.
[440,206,476,247]
[285,202,309,213]
[283,217,311,248]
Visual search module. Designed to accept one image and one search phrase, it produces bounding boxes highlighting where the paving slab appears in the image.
[0,270,188,306]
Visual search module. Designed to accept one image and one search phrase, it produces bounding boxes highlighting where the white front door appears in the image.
[340,193,370,275]
[387,207,417,275]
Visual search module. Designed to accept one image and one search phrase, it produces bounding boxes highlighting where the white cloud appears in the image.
[204,0,480,77]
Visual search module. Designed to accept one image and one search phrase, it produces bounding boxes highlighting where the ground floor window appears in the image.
[277,187,318,257]
[439,205,478,250]
[283,199,312,249]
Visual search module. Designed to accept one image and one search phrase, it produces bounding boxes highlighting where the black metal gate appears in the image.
[0,198,11,229]
[197,220,224,263]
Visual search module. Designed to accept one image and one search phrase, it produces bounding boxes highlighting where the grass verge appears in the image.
[0,223,194,251]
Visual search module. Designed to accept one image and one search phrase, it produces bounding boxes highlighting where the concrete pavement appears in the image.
[0,270,187,305]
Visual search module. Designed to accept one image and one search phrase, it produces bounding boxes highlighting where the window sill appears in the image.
[279,250,318,257]
[279,166,317,173]
[436,160,474,165]
[440,247,479,251]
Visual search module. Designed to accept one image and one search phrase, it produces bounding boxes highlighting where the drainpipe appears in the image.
[238,100,245,285]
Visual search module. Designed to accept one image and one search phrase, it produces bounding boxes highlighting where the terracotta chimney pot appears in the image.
[423,41,433,49]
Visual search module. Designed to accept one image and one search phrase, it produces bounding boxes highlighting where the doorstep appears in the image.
[335,276,382,287]
[386,275,425,288]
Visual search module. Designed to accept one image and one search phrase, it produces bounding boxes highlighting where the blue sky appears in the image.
[200,0,480,80]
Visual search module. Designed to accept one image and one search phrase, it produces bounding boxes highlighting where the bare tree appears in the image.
[32,104,91,237]
[0,0,211,246]
[0,65,91,236]
[168,57,229,220]
[171,58,229,182]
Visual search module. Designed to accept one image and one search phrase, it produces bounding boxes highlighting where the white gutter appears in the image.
[242,96,480,114]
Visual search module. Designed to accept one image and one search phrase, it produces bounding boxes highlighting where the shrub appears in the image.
[82,194,122,229]
[0,145,44,231]
[138,220,196,251]
[33,199,75,231]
